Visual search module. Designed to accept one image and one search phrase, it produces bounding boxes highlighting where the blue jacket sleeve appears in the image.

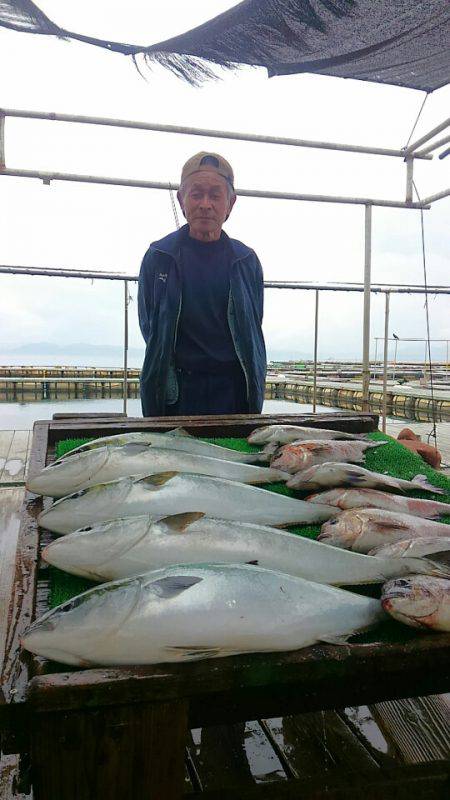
[254,253,264,324]
[137,248,155,344]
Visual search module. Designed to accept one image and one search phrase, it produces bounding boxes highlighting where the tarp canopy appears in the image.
[1,1,450,91]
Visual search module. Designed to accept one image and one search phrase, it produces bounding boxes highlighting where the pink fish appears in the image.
[382,575,450,631]
[270,440,386,474]
[307,488,450,520]
[318,508,450,554]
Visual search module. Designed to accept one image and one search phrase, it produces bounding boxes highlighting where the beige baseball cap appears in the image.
[180,152,234,189]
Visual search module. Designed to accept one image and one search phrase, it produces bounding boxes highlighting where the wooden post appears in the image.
[31,700,188,800]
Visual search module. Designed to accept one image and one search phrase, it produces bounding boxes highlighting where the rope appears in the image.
[168,183,181,229]
[404,92,429,150]
[413,179,438,450]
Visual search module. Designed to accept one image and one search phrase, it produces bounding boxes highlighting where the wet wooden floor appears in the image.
[0,425,449,796]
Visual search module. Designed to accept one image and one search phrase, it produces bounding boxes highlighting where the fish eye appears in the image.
[396,579,409,587]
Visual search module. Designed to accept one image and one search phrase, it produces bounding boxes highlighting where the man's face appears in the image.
[178,171,236,241]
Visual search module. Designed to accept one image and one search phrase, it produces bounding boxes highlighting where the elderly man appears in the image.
[138,152,266,417]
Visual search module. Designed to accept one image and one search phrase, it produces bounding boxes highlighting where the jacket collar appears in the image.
[151,224,252,262]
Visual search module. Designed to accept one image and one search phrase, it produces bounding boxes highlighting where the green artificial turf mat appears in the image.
[48,429,450,649]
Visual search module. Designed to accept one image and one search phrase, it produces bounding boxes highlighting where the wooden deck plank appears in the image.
[0,431,31,484]
[0,431,14,482]
[0,487,24,665]
[261,710,380,780]
[191,761,450,799]
[187,723,287,792]
[369,696,450,764]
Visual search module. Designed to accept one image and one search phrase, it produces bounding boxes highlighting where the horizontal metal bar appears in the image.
[0,168,429,209]
[422,187,450,204]
[1,265,449,294]
[0,108,433,160]
[404,117,450,154]
[415,134,450,157]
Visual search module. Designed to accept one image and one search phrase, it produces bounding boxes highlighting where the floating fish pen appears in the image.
[1,411,450,799]
[0,376,140,402]
[266,380,450,422]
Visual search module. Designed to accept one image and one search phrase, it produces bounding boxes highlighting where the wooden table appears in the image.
[2,412,450,799]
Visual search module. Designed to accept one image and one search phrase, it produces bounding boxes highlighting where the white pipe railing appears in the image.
[0,108,433,160]
[1,265,448,425]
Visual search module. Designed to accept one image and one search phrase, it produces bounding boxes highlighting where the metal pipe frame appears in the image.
[2,265,450,294]
[123,281,129,415]
[0,168,430,209]
[362,204,372,412]
[312,290,319,413]
[405,157,414,203]
[381,292,390,433]
[405,117,450,154]
[0,108,433,160]
[422,187,450,205]
[415,133,450,157]
[0,113,4,169]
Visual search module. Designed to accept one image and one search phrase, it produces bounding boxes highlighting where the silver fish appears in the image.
[38,472,336,535]
[21,563,384,666]
[318,508,450,554]
[248,425,367,445]
[270,440,386,474]
[27,444,287,498]
[382,575,450,632]
[307,488,450,520]
[57,428,261,464]
[287,462,444,495]
[369,537,450,559]
[42,513,450,585]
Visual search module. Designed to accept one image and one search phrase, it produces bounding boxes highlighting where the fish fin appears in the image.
[423,551,450,576]
[120,443,152,454]
[164,645,226,660]
[147,575,203,598]
[412,474,444,494]
[262,442,279,456]
[370,519,410,530]
[319,633,352,645]
[246,560,259,565]
[165,427,191,437]
[138,471,178,486]
[161,512,205,532]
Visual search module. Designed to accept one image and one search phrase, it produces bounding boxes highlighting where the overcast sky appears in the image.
[1,0,449,362]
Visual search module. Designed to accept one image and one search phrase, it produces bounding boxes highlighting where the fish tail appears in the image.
[411,474,445,494]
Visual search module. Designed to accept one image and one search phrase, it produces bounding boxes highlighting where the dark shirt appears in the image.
[174,230,240,373]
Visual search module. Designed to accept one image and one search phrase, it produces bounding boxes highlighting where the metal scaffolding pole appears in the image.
[381,292,390,433]
[0,108,433,160]
[405,117,450,154]
[123,281,129,415]
[362,204,372,412]
[312,290,319,413]
[0,168,429,209]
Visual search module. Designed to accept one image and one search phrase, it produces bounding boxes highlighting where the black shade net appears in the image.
[1,1,449,91]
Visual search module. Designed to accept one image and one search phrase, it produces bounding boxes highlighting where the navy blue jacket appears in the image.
[138,225,266,416]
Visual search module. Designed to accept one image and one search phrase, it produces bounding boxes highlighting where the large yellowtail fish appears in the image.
[28,444,288,498]
[21,563,384,666]
[38,472,336,535]
[43,513,450,585]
